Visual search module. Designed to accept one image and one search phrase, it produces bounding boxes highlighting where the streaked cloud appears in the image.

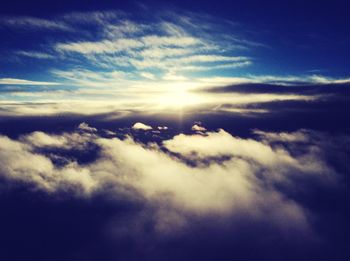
[0,78,60,85]
[1,10,349,111]
[0,91,318,117]
[3,10,256,93]
[16,51,55,59]
[0,16,72,31]
[56,38,144,54]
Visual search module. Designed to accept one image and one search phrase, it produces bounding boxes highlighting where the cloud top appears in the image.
[132,122,153,130]
[0,123,341,238]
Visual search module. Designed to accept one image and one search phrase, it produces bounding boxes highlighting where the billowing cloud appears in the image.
[0,134,96,194]
[0,123,340,237]
[78,122,97,132]
[191,124,207,132]
[132,122,153,130]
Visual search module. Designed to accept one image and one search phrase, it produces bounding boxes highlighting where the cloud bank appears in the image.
[0,123,339,235]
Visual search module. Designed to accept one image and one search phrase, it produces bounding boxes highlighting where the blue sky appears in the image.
[0,0,350,108]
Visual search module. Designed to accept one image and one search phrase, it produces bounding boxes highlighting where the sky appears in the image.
[1,0,350,112]
[1,1,350,261]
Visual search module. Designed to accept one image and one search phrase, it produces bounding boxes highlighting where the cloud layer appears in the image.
[0,123,339,232]
[0,119,348,261]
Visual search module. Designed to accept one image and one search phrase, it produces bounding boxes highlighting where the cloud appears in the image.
[0,78,60,85]
[140,46,192,58]
[199,74,350,88]
[191,124,207,132]
[0,135,96,194]
[0,124,340,237]
[140,72,156,80]
[253,129,310,143]
[92,135,309,229]
[163,129,311,171]
[61,10,122,25]
[132,122,153,130]
[40,10,255,88]
[0,16,72,31]
[56,38,143,54]
[3,11,350,110]
[308,75,350,84]
[16,51,55,59]
[78,122,97,132]
[21,129,96,151]
[0,89,321,117]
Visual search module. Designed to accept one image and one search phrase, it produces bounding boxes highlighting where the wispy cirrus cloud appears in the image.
[16,51,55,59]
[55,38,144,54]
[0,16,73,31]
[0,78,60,85]
[2,9,350,111]
[4,10,255,90]
[197,74,350,87]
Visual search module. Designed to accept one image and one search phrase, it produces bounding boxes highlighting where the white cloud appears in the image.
[78,122,97,132]
[162,71,187,81]
[245,74,350,85]
[0,135,96,194]
[140,72,156,80]
[5,11,350,108]
[21,130,95,150]
[0,126,341,234]
[56,38,143,54]
[132,122,153,130]
[141,35,201,47]
[197,74,350,87]
[43,11,255,84]
[21,131,70,148]
[253,129,310,143]
[164,129,296,167]
[163,129,331,178]
[0,78,60,85]
[191,124,207,132]
[0,90,319,117]
[140,47,191,58]
[308,75,350,84]
[175,54,248,63]
[16,51,55,59]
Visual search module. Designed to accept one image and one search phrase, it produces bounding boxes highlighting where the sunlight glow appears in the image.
[153,87,206,109]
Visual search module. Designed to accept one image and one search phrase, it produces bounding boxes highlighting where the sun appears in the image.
[154,86,205,109]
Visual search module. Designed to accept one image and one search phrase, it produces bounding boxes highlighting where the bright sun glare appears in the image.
[154,87,205,109]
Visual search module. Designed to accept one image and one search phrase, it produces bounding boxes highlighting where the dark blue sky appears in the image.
[1,0,349,84]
